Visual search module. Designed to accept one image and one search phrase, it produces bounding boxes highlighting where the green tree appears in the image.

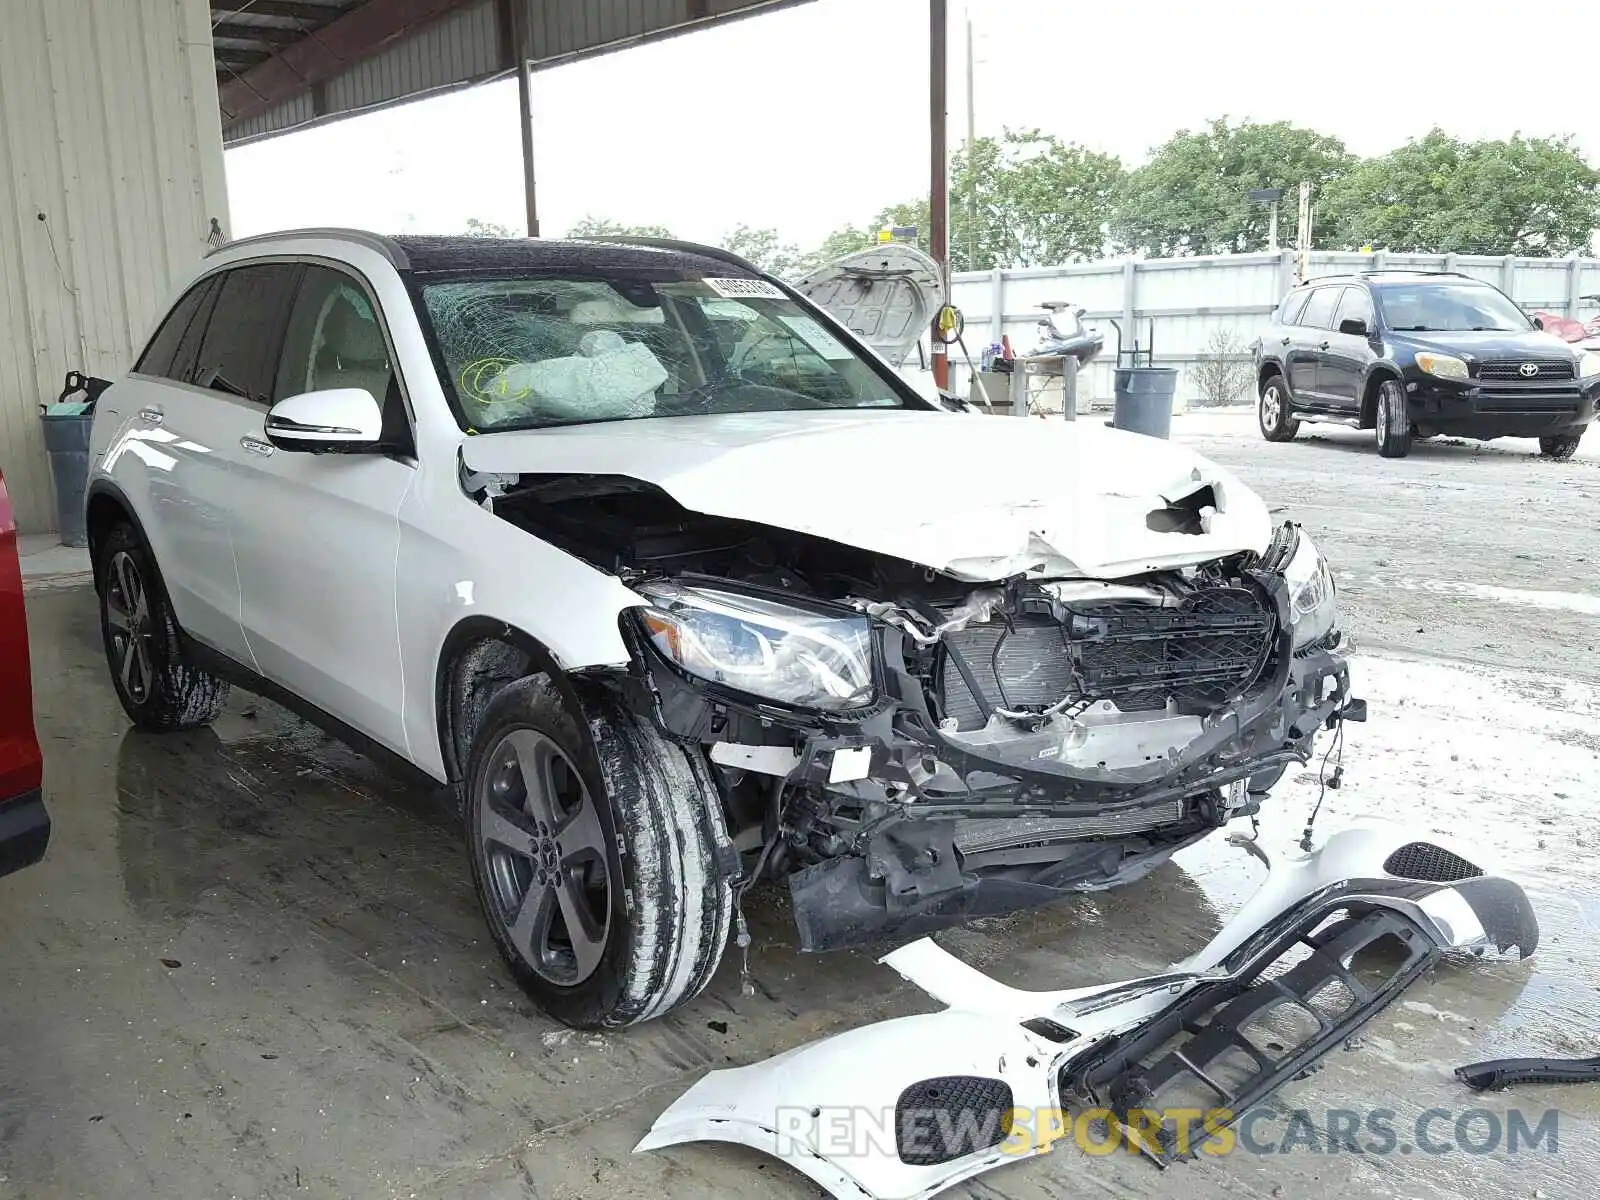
[720,224,807,277]
[1112,118,1353,256]
[801,224,876,273]
[1316,131,1600,255]
[868,131,1124,271]
[565,215,676,239]
[463,217,515,238]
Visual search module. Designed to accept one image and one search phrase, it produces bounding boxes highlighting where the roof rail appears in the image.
[1355,269,1475,279]
[575,235,776,281]
[205,227,408,268]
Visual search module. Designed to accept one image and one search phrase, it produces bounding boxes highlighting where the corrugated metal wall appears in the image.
[949,251,1600,406]
[0,0,228,533]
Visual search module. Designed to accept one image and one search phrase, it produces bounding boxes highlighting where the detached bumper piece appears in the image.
[636,824,1538,1200]
[1455,1055,1600,1091]
[1062,907,1435,1166]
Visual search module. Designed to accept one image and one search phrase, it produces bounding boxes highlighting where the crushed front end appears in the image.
[619,518,1361,951]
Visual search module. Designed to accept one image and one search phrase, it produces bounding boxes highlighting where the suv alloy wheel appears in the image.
[1375,379,1413,459]
[1258,375,1299,442]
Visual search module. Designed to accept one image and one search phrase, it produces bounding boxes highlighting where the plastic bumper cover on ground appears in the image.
[636,824,1537,1200]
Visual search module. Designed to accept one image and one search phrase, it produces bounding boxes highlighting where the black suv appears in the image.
[1254,271,1599,459]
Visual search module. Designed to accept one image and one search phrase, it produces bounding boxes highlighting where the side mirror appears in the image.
[1533,315,1545,330]
[265,388,383,453]
[1338,317,1369,337]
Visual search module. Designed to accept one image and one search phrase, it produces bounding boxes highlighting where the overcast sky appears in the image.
[226,0,1600,249]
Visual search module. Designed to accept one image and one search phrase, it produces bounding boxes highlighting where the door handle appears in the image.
[1318,341,1331,350]
[137,406,164,425]
[1279,337,1291,346]
[240,435,275,457]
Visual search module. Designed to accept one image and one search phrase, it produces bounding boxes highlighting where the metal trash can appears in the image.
[1112,367,1178,439]
[39,410,93,547]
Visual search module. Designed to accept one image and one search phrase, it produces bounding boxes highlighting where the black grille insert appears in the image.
[937,586,1275,728]
[1477,358,1575,382]
[895,1075,1014,1166]
[1383,842,1484,883]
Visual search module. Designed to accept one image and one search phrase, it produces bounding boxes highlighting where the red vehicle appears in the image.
[0,469,48,877]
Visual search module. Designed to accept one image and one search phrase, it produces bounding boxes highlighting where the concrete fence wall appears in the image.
[946,250,1600,407]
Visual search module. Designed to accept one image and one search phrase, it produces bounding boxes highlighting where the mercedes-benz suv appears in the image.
[86,230,1359,1029]
[1255,270,1599,459]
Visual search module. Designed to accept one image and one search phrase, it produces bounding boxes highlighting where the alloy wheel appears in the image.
[478,729,614,986]
[1262,384,1282,429]
[104,550,154,704]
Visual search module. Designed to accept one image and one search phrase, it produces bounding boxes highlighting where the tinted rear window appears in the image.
[135,280,214,379]
[1280,290,1312,325]
[1299,287,1341,330]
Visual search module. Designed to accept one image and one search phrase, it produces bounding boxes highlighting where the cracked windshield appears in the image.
[421,276,904,430]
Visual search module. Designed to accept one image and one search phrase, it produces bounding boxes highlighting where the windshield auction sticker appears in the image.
[703,277,787,300]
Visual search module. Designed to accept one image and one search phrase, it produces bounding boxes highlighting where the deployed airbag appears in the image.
[479,331,668,422]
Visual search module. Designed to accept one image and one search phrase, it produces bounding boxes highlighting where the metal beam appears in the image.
[210,1,340,20]
[216,49,273,69]
[211,22,304,45]
[929,0,950,389]
[218,0,466,124]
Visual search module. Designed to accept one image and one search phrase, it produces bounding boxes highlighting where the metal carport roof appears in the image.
[213,0,817,145]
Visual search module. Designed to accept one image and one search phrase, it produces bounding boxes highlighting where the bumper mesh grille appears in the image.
[1382,842,1484,883]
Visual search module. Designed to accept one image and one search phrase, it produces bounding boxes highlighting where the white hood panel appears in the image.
[460,410,1272,581]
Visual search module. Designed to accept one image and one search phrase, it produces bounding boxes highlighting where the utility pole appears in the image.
[965,15,976,274]
[1295,181,1313,283]
[510,0,539,237]
[930,0,950,390]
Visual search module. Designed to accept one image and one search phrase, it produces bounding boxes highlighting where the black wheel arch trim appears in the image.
[1361,366,1403,427]
[84,479,150,591]
[433,616,622,790]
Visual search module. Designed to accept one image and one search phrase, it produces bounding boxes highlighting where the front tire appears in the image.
[1258,375,1299,442]
[1540,432,1583,460]
[1375,379,1413,458]
[96,523,229,730]
[466,677,733,1029]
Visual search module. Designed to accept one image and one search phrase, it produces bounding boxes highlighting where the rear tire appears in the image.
[1258,375,1299,442]
[1375,380,1412,458]
[1540,432,1583,460]
[95,522,229,731]
[466,676,733,1029]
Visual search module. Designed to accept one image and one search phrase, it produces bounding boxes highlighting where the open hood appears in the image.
[793,244,943,368]
[459,410,1272,582]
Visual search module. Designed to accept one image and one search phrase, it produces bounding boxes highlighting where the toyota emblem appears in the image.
[1519,362,1541,377]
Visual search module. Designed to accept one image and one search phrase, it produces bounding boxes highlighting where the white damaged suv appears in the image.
[86,231,1359,1028]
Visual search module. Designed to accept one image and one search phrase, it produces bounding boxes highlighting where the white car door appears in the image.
[99,271,261,661]
[229,263,415,755]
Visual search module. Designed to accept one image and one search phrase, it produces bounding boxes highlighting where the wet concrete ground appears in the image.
[2,415,1597,1199]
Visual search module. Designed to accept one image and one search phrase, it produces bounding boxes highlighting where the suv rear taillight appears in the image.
[0,472,42,803]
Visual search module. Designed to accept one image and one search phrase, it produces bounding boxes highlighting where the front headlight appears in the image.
[636,582,875,711]
[1282,529,1337,649]
[1580,351,1600,379]
[1415,352,1469,381]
